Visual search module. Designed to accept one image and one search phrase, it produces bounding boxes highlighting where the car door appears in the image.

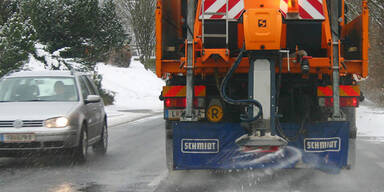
[78,76,98,141]
[83,76,104,137]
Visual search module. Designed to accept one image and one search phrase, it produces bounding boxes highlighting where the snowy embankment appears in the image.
[357,101,384,140]
[25,44,165,126]
[96,59,165,126]
[96,59,164,111]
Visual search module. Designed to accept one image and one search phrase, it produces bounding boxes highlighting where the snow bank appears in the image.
[357,102,384,138]
[96,59,165,110]
[24,43,165,111]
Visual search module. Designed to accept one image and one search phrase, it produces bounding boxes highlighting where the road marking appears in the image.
[365,151,379,159]
[376,162,384,169]
[148,170,168,187]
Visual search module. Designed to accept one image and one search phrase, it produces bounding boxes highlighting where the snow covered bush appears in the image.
[24,0,128,67]
[0,10,36,76]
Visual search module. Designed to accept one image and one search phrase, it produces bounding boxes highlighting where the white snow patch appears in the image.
[357,102,384,140]
[23,43,81,70]
[148,170,168,187]
[23,43,164,125]
[96,59,165,110]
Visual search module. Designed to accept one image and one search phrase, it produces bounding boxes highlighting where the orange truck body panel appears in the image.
[243,8,282,50]
[155,0,369,79]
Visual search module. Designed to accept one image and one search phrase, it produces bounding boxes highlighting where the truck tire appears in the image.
[344,108,357,138]
[165,121,173,171]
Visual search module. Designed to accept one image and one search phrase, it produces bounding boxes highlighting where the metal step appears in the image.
[204,34,227,38]
[202,0,230,48]
[203,12,227,16]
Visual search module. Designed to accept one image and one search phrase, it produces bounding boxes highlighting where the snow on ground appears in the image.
[24,44,165,125]
[96,58,165,111]
[357,100,384,139]
[105,105,162,127]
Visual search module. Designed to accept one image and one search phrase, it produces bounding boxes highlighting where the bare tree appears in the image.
[117,0,156,69]
[345,0,384,25]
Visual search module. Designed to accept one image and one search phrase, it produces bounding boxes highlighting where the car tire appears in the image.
[72,126,88,163]
[165,121,173,171]
[93,122,108,155]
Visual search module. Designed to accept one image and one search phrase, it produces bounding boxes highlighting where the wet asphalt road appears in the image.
[156,139,384,192]
[0,115,167,192]
[1,115,384,192]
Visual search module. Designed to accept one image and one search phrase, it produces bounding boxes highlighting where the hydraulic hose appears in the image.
[219,48,263,122]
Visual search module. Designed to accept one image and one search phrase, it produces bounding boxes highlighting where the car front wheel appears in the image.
[93,122,108,155]
[72,126,88,163]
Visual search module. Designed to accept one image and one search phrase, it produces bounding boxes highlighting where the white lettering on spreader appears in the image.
[306,140,338,150]
[184,142,217,150]
[304,137,341,152]
[181,139,219,154]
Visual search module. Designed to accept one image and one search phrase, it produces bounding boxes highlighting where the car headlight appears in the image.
[44,117,69,128]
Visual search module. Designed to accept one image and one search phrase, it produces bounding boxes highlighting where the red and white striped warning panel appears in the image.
[317,85,361,97]
[280,0,325,20]
[200,0,324,20]
[199,0,244,20]
[163,86,206,97]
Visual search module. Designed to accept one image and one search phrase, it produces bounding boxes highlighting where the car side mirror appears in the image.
[85,95,101,104]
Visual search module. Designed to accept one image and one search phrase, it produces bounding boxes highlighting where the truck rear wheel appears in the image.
[165,121,173,171]
[344,108,357,138]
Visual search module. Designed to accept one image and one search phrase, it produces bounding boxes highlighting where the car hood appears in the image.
[0,102,81,121]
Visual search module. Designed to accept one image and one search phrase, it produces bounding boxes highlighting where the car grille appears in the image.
[0,142,41,148]
[0,141,65,149]
[0,120,44,128]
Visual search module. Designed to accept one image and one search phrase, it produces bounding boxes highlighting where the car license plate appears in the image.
[1,133,36,143]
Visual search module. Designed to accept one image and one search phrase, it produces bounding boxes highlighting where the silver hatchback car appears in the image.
[0,70,108,162]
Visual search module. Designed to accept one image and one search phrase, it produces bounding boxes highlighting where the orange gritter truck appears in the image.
[156,0,369,172]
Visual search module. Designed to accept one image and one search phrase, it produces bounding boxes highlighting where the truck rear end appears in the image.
[156,0,369,172]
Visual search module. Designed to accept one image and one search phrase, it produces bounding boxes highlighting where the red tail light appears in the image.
[164,97,205,108]
[319,97,359,107]
[165,98,186,108]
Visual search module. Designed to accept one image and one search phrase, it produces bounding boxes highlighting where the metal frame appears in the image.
[201,0,230,49]
[155,0,369,80]
[330,0,343,120]
[183,0,196,121]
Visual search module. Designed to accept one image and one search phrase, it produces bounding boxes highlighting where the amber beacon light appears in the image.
[287,0,299,19]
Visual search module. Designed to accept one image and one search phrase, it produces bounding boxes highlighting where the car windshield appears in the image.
[0,76,79,102]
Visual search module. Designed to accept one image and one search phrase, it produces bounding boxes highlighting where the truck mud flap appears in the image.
[279,121,350,173]
[172,121,349,173]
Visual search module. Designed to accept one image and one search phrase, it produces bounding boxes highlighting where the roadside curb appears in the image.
[108,112,163,128]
